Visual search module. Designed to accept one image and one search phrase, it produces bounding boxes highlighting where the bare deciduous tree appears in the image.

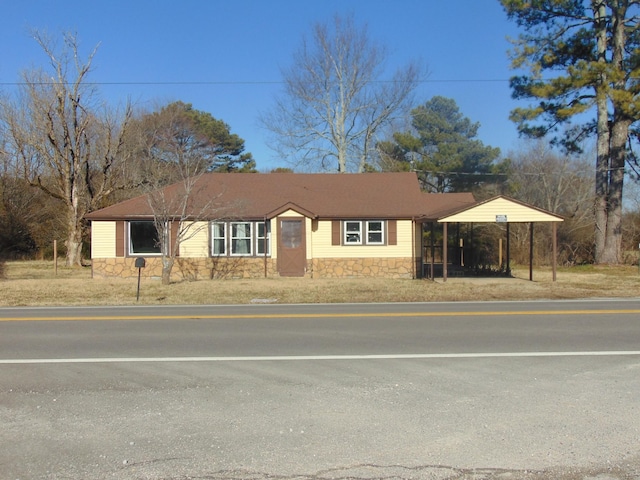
[262,13,424,173]
[129,102,236,284]
[509,140,595,264]
[0,31,133,266]
[145,174,219,285]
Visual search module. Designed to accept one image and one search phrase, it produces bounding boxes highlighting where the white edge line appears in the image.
[2,351,640,364]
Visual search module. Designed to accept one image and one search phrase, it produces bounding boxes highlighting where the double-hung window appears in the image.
[344,221,362,244]
[231,222,252,255]
[211,222,227,255]
[366,221,384,245]
[343,220,385,246]
[256,222,270,255]
[211,221,270,256]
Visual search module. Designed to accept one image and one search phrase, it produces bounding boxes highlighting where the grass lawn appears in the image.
[0,260,639,307]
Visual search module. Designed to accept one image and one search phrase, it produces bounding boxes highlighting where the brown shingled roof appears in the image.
[85,172,477,221]
[419,192,477,220]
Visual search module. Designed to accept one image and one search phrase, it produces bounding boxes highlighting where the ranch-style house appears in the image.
[86,172,563,281]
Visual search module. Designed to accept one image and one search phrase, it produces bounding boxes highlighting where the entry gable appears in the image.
[266,202,317,220]
[438,196,564,223]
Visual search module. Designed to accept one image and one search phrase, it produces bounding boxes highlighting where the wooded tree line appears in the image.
[2,3,640,270]
[0,32,256,267]
[500,0,640,264]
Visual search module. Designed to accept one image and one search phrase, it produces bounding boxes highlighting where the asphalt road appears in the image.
[1,300,639,479]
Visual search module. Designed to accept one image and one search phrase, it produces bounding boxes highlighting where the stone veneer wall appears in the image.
[311,257,414,278]
[92,257,278,280]
[92,256,416,280]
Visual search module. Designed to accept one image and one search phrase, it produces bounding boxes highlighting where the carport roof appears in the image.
[436,195,564,223]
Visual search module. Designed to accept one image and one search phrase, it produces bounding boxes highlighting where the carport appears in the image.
[425,196,564,282]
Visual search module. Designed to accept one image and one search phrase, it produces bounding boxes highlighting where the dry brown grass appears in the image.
[0,260,638,307]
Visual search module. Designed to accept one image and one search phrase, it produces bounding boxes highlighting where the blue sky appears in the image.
[1,0,524,171]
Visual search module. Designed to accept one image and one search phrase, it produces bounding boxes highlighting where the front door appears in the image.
[277,218,306,277]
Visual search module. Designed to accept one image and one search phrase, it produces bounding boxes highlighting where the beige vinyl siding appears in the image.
[440,197,563,223]
[179,222,210,257]
[91,221,116,258]
[277,210,303,218]
[312,219,413,258]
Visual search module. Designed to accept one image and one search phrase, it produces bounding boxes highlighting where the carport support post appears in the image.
[529,222,534,281]
[506,222,511,276]
[430,222,435,280]
[552,222,558,282]
[442,222,448,282]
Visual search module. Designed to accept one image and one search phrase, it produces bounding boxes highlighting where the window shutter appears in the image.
[331,220,341,245]
[116,221,125,257]
[388,220,397,245]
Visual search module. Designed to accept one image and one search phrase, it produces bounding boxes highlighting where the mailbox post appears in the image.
[135,257,146,301]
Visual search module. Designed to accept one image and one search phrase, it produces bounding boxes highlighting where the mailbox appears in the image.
[135,257,146,301]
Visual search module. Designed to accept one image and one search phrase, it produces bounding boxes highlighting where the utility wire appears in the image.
[0,78,513,87]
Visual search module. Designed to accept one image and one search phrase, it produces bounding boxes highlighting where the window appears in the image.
[280,220,302,248]
[211,221,270,257]
[344,221,362,244]
[231,222,252,255]
[129,221,162,255]
[366,221,384,244]
[342,220,385,246]
[256,222,270,255]
[212,222,226,255]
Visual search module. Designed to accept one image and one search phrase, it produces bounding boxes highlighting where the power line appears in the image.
[0,78,512,87]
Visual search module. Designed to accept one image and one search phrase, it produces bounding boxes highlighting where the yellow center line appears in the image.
[0,309,639,322]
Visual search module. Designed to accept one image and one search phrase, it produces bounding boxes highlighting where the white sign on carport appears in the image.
[437,196,565,282]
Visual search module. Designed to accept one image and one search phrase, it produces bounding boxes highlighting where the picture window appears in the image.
[128,221,162,255]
